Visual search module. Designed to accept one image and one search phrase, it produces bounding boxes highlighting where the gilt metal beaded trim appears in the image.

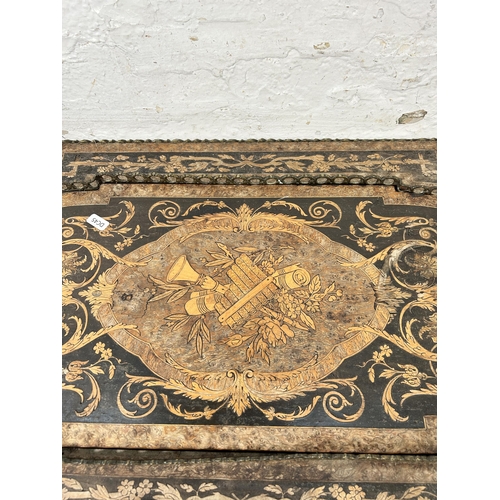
[62,140,436,195]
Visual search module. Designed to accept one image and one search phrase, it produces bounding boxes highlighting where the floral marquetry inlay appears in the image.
[62,185,436,452]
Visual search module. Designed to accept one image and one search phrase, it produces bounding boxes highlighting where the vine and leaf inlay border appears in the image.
[62,478,436,500]
[62,147,437,194]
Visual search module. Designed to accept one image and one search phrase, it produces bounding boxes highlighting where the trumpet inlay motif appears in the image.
[62,196,436,427]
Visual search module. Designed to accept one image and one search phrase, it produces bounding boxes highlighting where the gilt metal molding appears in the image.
[62,140,437,195]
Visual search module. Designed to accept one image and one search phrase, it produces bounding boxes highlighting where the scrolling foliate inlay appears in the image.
[64,151,435,177]
[62,140,437,194]
[62,195,436,428]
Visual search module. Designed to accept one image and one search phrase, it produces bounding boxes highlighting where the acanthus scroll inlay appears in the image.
[63,194,436,429]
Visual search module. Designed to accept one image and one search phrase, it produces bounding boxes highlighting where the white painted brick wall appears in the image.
[62,0,436,140]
